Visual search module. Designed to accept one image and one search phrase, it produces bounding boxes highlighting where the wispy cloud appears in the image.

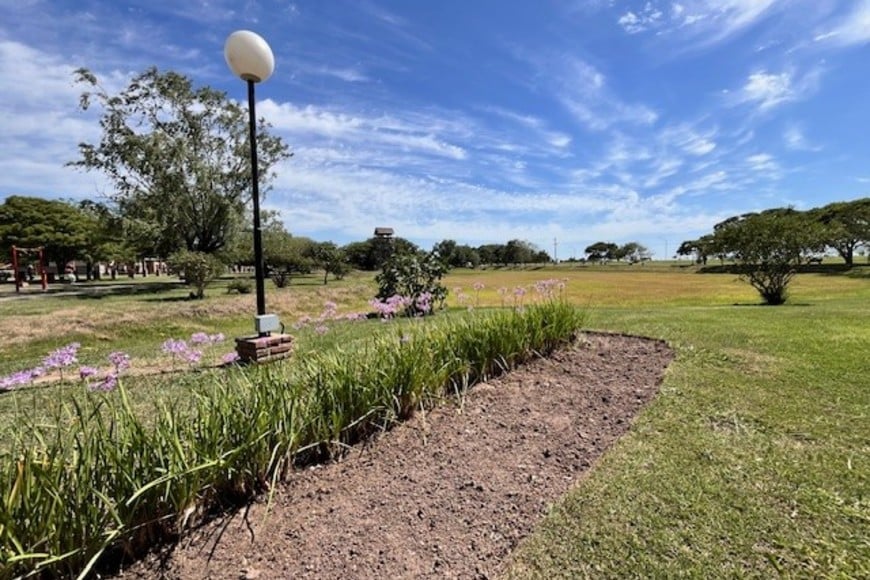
[539,55,658,130]
[783,124,821,151]
[729,67,822,112]
[615,0,796,50]
[814,0,870,47]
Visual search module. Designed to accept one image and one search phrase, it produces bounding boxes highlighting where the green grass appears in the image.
[1,266,868,577]
[506,281,870,578]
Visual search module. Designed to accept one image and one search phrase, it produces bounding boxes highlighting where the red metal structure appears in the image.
[10,246,47,292]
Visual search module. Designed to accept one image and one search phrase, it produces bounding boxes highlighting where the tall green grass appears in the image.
[0,301,583,578]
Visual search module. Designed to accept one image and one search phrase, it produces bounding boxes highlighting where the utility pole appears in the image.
[553,237,558,264]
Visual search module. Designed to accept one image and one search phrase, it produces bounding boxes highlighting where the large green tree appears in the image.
[811,198,870,267]
[69,67,291,255]
[0,196,100,278]
[713,209,825,305]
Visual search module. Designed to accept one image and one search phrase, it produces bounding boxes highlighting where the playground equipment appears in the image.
[10,246,47,292]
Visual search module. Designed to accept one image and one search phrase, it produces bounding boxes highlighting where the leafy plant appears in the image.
[226,278,253,294]
[0,301,583,578]
[167,250,225,299]
[375,251,448,314]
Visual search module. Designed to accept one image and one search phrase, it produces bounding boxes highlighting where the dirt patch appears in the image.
[118,333,673,579]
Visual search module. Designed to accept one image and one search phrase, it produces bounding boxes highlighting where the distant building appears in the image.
[374,227,394,238]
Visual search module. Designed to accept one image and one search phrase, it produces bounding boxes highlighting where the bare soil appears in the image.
[118,333,673,579]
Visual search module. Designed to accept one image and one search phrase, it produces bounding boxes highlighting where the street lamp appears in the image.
[225,30,279,338]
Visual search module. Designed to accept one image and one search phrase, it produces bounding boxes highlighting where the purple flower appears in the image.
[209,333,225,344]
[0,370,35,390]
[79,366,99,380]
[162,338,188,355]
[314,324,329,335]
[43,343,80,370]
[29,367,45,378]
[184,350,202,365]
[108,351,131,372]
[190,332,210,345]
[473,282,485,291]
[221,351,240,364]
[90,373,118,392]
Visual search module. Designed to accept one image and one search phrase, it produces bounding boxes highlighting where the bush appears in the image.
[167,250,225,299]
[226,278,253,294]
[376,251,448,315]
[0,301,584,577]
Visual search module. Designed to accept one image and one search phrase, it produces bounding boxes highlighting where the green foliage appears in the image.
[810,197,870,266]
[264,233,314,288]
[0,302,583,578]
[343,237,420,270]
[0,195,101,276]
[433,239,481,269]
[714,210,825,305]
[375,251,448,312]
[584,241,619,262]
[311,241,351,284]
[68,67,291,256]
[167,250,225,299]
[226,278,253,294]
[616,241,651,263]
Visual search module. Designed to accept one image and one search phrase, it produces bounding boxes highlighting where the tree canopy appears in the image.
[68,67,291,256]
[701,208,826,305]
[0,196,100,275]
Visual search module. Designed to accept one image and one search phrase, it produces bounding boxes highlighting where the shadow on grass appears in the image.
[731,302,813,307]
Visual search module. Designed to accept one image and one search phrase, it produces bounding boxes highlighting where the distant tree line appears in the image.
[581,241,651,264]
[677,198,870,268]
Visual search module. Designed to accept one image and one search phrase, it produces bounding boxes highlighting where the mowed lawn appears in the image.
[1,264,868,577]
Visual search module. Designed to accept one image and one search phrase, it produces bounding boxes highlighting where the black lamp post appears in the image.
[225,30,277,337]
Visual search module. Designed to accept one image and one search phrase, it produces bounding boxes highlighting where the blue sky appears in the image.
[2,0,869,258]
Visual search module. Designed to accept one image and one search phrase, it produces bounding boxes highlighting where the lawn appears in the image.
[1,264,868,577]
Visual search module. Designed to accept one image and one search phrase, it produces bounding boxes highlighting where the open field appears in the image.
[1,265,868,576]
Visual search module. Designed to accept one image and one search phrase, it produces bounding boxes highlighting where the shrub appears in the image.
[376,251,448,315]
[167,250,225,299]
[226,278,253,294]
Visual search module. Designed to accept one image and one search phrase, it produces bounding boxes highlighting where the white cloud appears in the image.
[747,153,780,174]
[783,124,821,151]
[732,67,822,112]
[550,56,658,130]
[814,0,870,46]
[742,71,793,110]
[617,0,785,47]
[258,100,467,160]
[618,3,664,34]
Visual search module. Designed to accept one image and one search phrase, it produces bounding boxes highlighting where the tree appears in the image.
[311,241,350,284]
[262,231,314,288]
[69,67,291,256]
[584,242,618,262]
[812,198,870,267]
[0,196,100,279]
[677,235,716,265]
[476,244,504,265]
[714,210,825,305]
[618,242,651,264]
[432,239,480,269]
[342,237,420,270]
[167,250,225,299]
[503,239,539,264]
